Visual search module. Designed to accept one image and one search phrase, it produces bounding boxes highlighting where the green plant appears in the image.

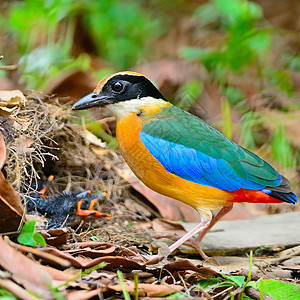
[117,270,131,300]
[83,0,163,69]
[1,0,164,89]
[17,220,46,247]
[1,0,88,89]
[169,250,300,299]
[174,79,203,110]
[181,0,293,102]
[221,97,233,139]
[271,124,296,169]
[0,287,17,300]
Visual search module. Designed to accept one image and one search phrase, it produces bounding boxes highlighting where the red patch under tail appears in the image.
[230,189,282,204]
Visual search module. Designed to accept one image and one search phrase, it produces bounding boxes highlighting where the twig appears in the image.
[263,249,300,266]
[245,287,274,300]
[212,285,233,299]
[0,65,17,71]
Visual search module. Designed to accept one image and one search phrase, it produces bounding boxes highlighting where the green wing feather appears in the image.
[141,105,279,187]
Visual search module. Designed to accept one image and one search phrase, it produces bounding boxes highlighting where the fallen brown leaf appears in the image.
[109,281,183,297]
[0,90,27,116]
[64,242,116,257]
[66,288,103,300]
[40,265,76,281]
[40,228,69,247]
[0,171,24,233]
[151,218,187,235]
[0,131,6,169]
[0,236,52,298]
[11,135,35,155]
[7,240,71,268]
[41,246,145,269]
[0,278,37,300]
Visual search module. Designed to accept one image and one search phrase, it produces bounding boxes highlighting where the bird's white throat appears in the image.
[106,97,167,119]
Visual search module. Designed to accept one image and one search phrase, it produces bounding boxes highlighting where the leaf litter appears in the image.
[0,91,298,298]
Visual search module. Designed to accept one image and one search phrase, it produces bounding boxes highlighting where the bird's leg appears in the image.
[154,204,233,260]
[146,219,211,265]
[168,220,210,253]
[185,204,233,260]
[39,175,54,198]
[191,204,233,245]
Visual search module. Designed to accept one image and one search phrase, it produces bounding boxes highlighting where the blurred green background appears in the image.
[0,0,299,196]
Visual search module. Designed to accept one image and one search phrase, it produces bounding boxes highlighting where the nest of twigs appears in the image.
[0,91,156,246]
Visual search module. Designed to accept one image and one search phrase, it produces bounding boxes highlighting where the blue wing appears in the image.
[140,131,278,192]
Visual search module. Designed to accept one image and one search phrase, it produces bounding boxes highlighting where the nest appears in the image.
[0,91,156,246]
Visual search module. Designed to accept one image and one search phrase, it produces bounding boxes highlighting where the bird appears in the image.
[26,176,110,228]
[72,71,298,258]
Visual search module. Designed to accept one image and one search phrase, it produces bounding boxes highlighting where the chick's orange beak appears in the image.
[72,92,113,110]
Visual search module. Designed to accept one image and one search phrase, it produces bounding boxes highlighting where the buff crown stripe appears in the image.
[94,71,144,94]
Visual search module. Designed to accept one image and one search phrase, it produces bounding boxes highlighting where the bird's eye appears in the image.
[112,82,123,92]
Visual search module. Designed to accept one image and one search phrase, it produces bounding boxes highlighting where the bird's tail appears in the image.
[263,190,298,204]
[262,175,298,204]
[232,175,298,204]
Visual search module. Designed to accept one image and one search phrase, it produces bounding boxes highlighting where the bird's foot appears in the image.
[144,245,171,265]
[153,233,211,261]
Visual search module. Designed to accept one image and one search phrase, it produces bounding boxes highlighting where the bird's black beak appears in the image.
[72,93,114,110]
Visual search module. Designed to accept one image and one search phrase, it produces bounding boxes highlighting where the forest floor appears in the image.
[0,91,299,299]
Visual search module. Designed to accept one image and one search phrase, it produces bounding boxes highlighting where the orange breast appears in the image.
[116,113,234,212]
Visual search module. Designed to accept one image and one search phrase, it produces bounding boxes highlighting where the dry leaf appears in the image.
[12,135,35,155]
[83,129,106,147]
[8,240,71,268]
[0,236,52,298]
[0,90,27,115]
[109,281,183,297]
[0,131,6,169]
[0,171,24,233]
[0,278,36,300]
[151,218,187,235]
[40,228,69,246]
[13,120,31,131]
[66,288,103,300]
[45,70,98,101]
[40,265,76,281]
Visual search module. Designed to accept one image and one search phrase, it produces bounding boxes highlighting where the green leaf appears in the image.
[33,232,46,247]
[257,279,300,299]
[19,220,36,233]
[17,232,37,247]
[242,295,254,300]
[17,221,46,247]
[0,286,18,299]
[220,274,246,287]
[166,292,186,298]
[90,236,101,241]
[197,278,232,292]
